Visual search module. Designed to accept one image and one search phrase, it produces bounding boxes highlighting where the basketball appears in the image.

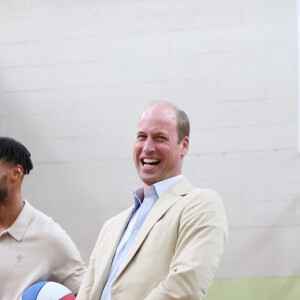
[19,281,75,300]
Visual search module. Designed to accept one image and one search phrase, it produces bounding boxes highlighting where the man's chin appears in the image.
[139,174,157,187]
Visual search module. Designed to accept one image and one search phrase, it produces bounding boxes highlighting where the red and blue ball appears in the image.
[19,281,75,300]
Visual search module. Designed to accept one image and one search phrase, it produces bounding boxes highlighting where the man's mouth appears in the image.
[141,158,161,168]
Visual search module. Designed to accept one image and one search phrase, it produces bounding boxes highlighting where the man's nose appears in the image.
[143,137,155,153]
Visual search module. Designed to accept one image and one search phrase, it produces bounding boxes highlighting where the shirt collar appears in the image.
[153,175,183,198]
[6,200,33,242]
[133,175,183,210]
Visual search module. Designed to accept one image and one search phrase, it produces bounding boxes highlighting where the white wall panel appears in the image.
[0,0,298,278]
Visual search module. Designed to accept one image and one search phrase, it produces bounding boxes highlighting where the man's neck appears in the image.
[0,195,24,233]
[143,175,183,197]
[143,185,149,196]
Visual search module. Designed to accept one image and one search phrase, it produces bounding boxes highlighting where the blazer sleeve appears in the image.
[144,189,228,300]
[76,242,97,299]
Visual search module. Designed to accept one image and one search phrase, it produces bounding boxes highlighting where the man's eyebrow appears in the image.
[136,130,146,135]
[136,130,169,137]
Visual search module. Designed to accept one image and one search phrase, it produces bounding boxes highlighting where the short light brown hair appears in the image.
[148,101,190,144]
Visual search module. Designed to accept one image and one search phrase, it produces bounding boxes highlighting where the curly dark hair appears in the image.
[0,137,33,174]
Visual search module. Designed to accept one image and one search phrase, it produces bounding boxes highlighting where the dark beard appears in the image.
[0,175,8,203]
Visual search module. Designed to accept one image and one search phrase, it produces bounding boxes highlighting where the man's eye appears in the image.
[157,136,166,140]
[137,135,147,139]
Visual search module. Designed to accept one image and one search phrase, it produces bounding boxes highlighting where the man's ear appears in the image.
[10,165,24,181]
[181,136,189,157]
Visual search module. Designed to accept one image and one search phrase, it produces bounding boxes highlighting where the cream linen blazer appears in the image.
[77,178,228,300]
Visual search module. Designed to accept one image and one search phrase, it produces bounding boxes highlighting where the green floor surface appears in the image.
[205,277,300,300]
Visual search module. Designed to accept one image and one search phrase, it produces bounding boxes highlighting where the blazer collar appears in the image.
[117,177,192,277]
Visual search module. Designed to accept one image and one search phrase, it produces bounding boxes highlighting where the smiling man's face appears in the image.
[133,104,189,188]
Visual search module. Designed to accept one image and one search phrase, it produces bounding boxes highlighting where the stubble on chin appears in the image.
[0,176,8,203]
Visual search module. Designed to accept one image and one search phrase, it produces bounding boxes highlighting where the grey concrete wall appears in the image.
[0,0,298,279]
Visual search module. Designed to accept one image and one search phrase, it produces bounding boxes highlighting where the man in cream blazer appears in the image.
[77,101,228,300]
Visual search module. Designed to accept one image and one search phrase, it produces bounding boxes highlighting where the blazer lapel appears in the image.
[92,206,133,296]
[117,178,192,277]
